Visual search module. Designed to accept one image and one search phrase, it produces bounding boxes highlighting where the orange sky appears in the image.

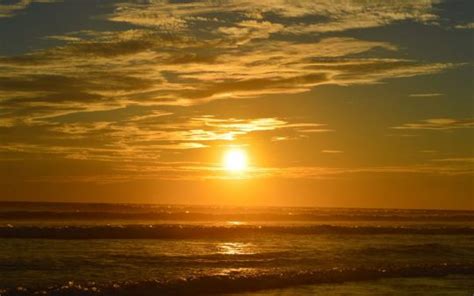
[0,0,473,209]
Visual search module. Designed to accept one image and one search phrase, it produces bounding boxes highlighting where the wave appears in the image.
[1,211,473,222]
[354,243,465,258]
[1,202,473,222]
[1,224,473,239]
[2,263,473,295]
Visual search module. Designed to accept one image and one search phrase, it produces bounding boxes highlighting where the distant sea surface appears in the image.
[0,202,473,295]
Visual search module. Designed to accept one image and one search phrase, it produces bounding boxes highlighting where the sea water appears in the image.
[0,202,473,295]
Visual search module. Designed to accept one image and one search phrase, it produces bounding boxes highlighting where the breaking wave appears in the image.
[1,211,473,222]
[2,263,473,295]
[1,202,473,222]
[1,224,473,239]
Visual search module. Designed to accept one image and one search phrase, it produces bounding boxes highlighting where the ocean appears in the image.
[0,202,473,295]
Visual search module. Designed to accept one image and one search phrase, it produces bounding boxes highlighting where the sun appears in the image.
[223,148,248,172]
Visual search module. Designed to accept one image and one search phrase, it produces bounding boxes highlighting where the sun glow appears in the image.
[223,148,248,172]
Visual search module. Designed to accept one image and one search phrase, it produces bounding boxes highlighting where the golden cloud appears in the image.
[393,118,474,130]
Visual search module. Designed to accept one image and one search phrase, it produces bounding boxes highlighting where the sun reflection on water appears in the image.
[211,267,258,277]
[217,242,255,255]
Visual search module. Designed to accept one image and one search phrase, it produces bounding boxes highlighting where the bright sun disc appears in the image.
[223,149,247,172]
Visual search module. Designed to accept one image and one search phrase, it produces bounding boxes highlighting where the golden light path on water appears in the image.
[217,242,256,255]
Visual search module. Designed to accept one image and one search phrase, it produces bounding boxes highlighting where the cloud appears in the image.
[409,93,443,97]
[454,22,474,29]
[22,162,474,183]
[0,115,328,165]
[322,150,343,154]
[432,157,474,163]
[0,0,59,18]
[109,0,439,33]
[257,164,474,180]
[218,20,284,45]
[393,118,474,130]
[0,0,463,182]
[0,29,452,130]
[420,150,437,153]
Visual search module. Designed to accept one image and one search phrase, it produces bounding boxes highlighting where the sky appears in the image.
[0,0,472,209]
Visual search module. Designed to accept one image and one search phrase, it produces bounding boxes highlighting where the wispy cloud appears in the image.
[454,22,474,29]
[0,0,454,128]
[110,0,440,33]
[393,118,474,130]
[23,162,474,183]
[420,150,437,153]
[0,0,465,182]
[321,150,343,154]
[409,93,443,97]
[0,0,59,18]
[0,35,453,124]
[0,115,328,164]
[0,26,453,163]
[432,157,474,163]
